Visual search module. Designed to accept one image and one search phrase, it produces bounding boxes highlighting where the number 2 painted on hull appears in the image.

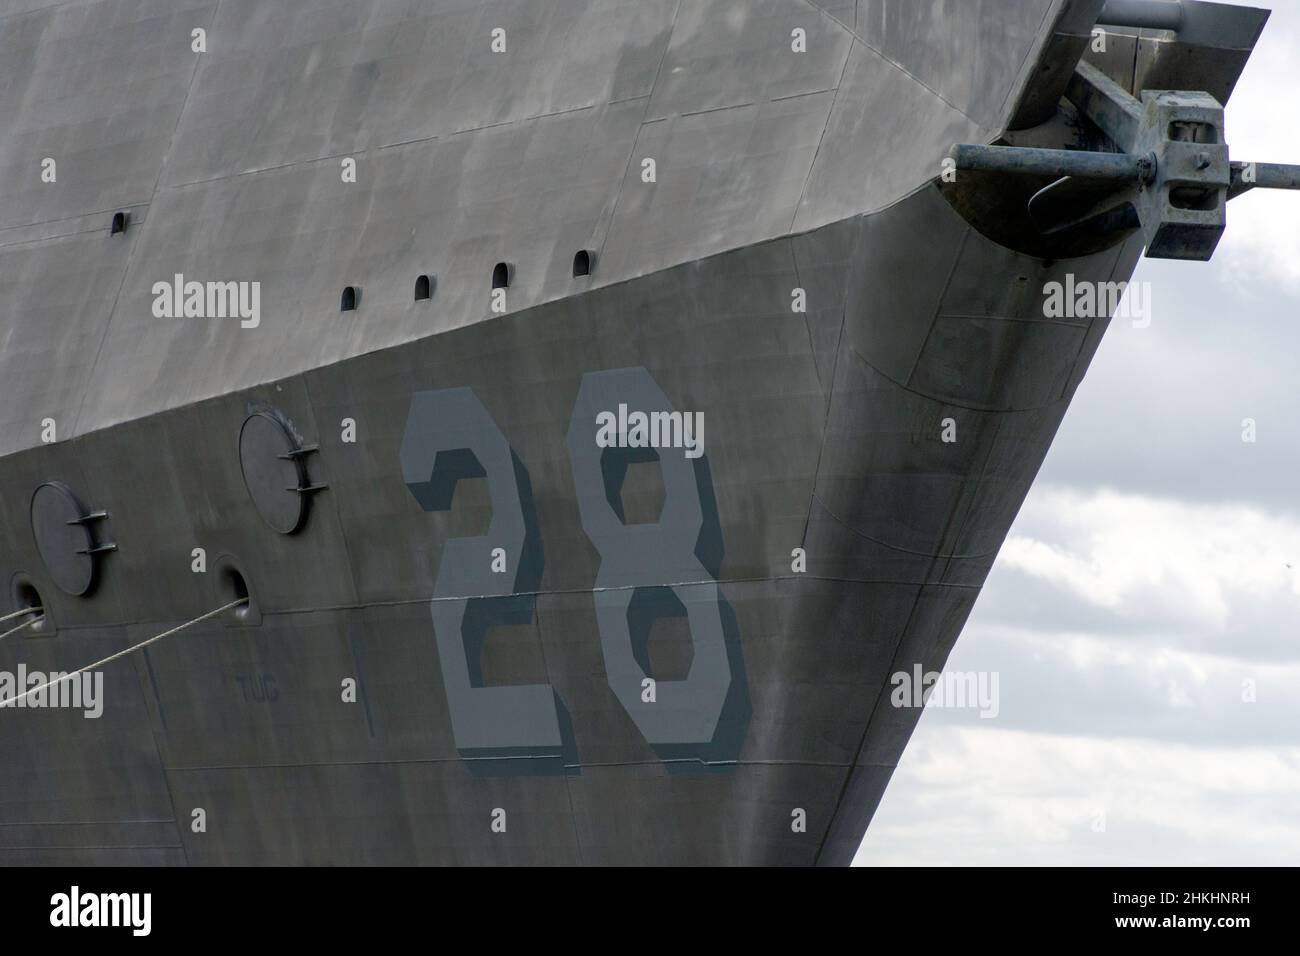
[399,388,561,758]
[400,368,743,764]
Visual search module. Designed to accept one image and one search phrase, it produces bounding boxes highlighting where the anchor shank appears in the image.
[949,144,1152,183]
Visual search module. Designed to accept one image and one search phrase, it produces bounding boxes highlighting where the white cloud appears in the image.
[927,621,1300,745]
[999,487,1300,631]
[857,728,1300,866]
[857,488,1300,864]
[1213,1,1300,292]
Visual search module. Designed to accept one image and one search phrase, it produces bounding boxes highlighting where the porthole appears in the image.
[572,250,593,278]
[10,576,48,636]
[214,555,260,626]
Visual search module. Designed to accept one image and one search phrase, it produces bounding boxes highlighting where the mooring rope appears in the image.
[0,597,248,710]
[0,605,43,625]
[0,613,44,643]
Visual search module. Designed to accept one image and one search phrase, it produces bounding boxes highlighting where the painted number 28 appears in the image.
[400,368,745,768]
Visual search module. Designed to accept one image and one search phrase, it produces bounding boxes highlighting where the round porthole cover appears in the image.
[239,411,309,534]
[30,482,99,596]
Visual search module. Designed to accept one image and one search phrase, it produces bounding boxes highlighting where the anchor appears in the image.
[949,0,1300,261]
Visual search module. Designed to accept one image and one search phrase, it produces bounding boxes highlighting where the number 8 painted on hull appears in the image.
[566,368,732,748]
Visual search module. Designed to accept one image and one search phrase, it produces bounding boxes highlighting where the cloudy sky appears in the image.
[857,0,1300,866]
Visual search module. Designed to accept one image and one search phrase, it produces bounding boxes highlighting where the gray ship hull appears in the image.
[0,0,1269,863]
[0,182,1138,864]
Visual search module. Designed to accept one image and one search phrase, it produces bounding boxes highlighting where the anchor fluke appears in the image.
[949,49,1300,261]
